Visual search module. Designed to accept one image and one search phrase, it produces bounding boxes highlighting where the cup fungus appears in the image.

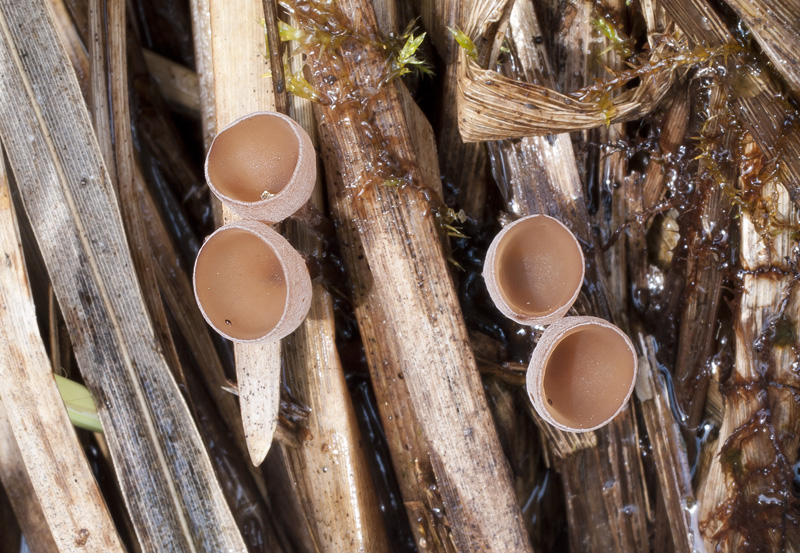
[483,214,585,326]
[527,316,638,432]
[193,220,312,342]
[205,111,316,222]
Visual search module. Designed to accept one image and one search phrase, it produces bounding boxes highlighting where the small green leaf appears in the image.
[54,374,103,434]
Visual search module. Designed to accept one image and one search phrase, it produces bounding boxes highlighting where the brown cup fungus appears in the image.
[483,214,585,326]
[193,220,312,343]
[205,111,316,223]
[527,316,638,432]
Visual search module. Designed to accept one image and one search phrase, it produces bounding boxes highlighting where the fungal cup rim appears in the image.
[193,219,311,343]
[527,316,638,433]
[483,213,585,326]
[204,111,316,223]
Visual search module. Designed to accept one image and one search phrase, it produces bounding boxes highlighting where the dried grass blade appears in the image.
[0,401,59,553]
[188,0,216,148]
[642,86,690,209]
[51,0,269,503]
[672,84,733,435]
[275,36,391,550]
[291,0,533,548]
[0,152,123,552]
[142,49,201,115]
[320,171,455,550]
[196,0,282,466]
[281,275,391,552]
[138,174,259,475]
[697,135,800,551]
[456,48,674,141]
[636,335,704,553]
[408,0,488,218]
[236,343,281,465]
[455,0,673,141]
[725,0,800,95]
[96,0,188,390]
[659,0,800,209]
[485,2,650,550]
[0,1,245,549]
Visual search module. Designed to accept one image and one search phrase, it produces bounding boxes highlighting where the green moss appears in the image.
[447,27,478,61]
[277,0,431,104]
[284,65,324,102]
[592,15,633,58]
[278,20,306,43]
[385,27,432,81]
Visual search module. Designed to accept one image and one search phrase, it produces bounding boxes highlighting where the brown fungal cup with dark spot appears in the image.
[527,316,638,432]
[193,220,312,343]
[483,214,585,326]
[205,111,316,222]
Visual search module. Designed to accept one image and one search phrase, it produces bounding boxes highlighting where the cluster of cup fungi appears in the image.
[193,112,637,433]
[193,111,315,343]
[483,215,638,433]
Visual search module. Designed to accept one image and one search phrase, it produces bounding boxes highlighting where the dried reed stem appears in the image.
[0,1,245,549]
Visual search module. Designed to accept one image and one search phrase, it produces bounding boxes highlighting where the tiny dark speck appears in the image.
[547,398,553,405]
[535,36,543,44]
[225,319,232,326]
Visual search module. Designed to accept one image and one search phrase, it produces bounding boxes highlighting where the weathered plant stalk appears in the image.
[190,0,283,466]
[696,135,800,552]
[61,0,207,265]
[142,48,201,116]
[51,1,278,520]
[410,0,489,220]
[721,0,800,97]
[485,1,650,550]
[672,84,733,437]
[179,350,290,553]
[279,265,391,553]
[288,0,533,549]
[590,0,629,315]
[455,0,674,141]
[269,29,392,551]
[636,335,704,553]
[188,0,216,148]
[0,1,246,549]
[138,171,263,473]
[91,0,187,389]
[641,86,690,210]
[0,153,122,551]
[659,0,800,209]
[0,400,59,553]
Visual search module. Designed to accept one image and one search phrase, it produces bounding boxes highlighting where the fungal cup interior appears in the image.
[494,217,583,318]
[541,325,636,429]
[207,114,299,202]
[195,227,288,341]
